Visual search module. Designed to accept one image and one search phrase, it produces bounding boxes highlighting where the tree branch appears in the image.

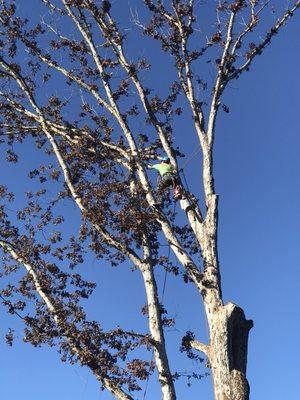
[59,2,205,293]
[207,10,236,143]
[190,340,210,356]
[230,1,270,57]
[88,3,178,167]
[0,58,142,266]
[229,1,300,81]
[172,1,206,142]
[140,237,176,399]
[0,92,131,169]
[0,239,134,400]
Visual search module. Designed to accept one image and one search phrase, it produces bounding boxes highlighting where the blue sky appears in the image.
[0,1,300,399]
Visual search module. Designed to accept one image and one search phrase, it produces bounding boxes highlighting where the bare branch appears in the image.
[172,1,206,143]
[27,48,115,113]
[190,340,210,356]
[230,1,270,57]
[88,4,177,167]
[207,10,236,143]
[229,1,300,81]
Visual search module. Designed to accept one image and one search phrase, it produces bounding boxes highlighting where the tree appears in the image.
[0,1,299,399]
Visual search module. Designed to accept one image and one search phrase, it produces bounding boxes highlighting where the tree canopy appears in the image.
[0,1,299,399]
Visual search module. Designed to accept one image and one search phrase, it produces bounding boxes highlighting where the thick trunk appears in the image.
[200,225,252,400]
[198,142,253,399]
[207,303,253,400]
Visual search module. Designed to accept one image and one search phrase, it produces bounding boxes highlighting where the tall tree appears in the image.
[0,1,299,399]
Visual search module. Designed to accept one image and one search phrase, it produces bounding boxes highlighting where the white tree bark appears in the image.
[141,262,176,400]
[0,240,134,400]
[1,2,299,398]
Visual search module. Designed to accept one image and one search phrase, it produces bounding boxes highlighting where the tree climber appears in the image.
[148,157,183,202]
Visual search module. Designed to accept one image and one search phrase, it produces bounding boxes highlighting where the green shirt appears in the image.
[151,163,174,177]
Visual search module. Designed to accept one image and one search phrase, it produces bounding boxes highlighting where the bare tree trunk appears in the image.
[206,303,253,400]
[194,144,253,400]
[141,263,176,400]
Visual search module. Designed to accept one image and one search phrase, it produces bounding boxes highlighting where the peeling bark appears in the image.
[207,303,253,400]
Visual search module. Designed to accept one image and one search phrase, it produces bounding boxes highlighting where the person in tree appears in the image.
[148,157,182,201]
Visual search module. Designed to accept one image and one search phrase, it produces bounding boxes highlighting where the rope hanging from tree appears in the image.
[142,200,177,400]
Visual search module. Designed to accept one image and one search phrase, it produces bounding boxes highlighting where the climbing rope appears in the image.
[179,168,199,207]
[173,143,202,206]
[143,146,203,399]
[180,168,191,195]
[180,144,202,171]
[161,244,170,301]
[161,200,177,300]
[142,371,151,400]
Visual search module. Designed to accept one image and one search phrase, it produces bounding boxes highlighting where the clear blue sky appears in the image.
[0,1,300,399]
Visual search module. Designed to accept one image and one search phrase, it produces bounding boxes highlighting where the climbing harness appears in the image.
[173,183,183,201]
[162,143,202,202]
